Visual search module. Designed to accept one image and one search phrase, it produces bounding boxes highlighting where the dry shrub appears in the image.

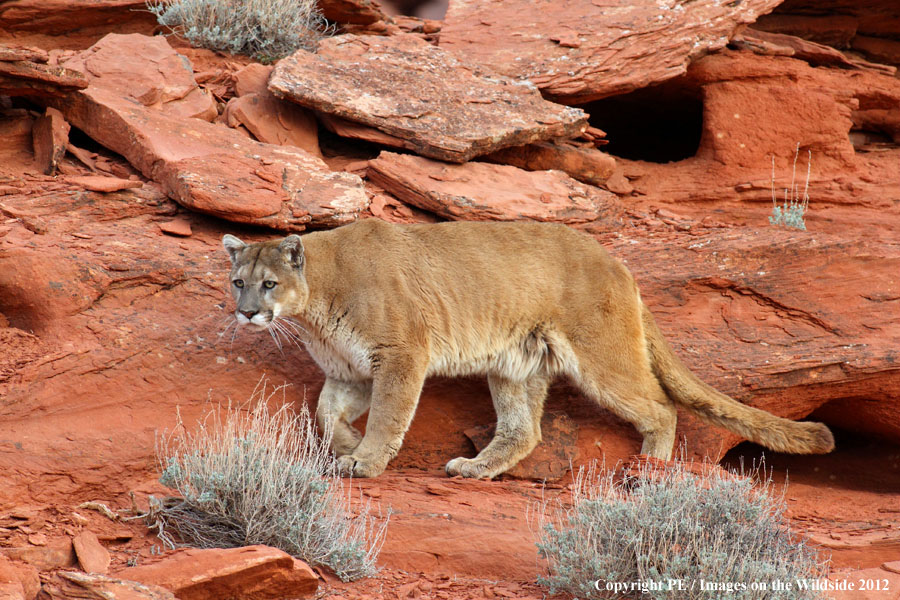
[534,460,829,599]
[146,0,332,62]
[149,383,387,581]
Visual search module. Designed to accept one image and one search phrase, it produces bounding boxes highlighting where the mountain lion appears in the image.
[223,219,834,478]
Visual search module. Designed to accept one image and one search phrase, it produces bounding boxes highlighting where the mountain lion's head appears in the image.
[222,234,308,329]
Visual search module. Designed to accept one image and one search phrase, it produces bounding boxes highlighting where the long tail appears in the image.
[641,303,834,454]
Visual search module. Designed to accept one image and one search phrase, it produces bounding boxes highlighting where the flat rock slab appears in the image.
[60,33,217,122]
[73,530,110,574]
[367,151,623,226]
[53,34,367,231]
[0,45,86,97]
[440,0,783,103]
[270,34,588,162]
[483,141,616,187]
[117,546,317,600]
[40,571,176,600]
[224,64,321,157]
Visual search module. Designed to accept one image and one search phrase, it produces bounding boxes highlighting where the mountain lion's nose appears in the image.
[240,310,256,320]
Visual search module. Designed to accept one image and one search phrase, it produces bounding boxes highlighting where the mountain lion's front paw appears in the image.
[445,456,499,479]
[336,454,387,478]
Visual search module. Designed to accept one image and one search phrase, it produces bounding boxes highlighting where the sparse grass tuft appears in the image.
[146,0,333,62]
[534,460,828,599]
[769,143,812,230]
[148,382,387,582]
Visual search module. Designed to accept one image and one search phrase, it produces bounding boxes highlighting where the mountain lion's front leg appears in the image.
[336,353,427,478]
[316,378,372,457]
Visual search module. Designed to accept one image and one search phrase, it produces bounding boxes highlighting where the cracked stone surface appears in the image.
[440,0,784,103]
[367,151,623,226]
[52,34,367,231]
[269,34,589,162]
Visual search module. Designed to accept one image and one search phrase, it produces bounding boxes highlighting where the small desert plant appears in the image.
[769,143,811,230]
[148,382,387,581]
[146,0,332,62]
[534,460,828,599]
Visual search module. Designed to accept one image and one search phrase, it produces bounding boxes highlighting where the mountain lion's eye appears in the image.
[263,280,277,289]
[233,279,244,288]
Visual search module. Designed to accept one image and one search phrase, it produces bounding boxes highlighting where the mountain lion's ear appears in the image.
[279,234,304,269]
[222,234,246,263]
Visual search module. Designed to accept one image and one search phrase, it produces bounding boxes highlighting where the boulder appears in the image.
[483,142,616,187]
[440,0,783,103]
[51,34,367,231]
[37,571,175,600]
[31,108,69,176]
[116,546,318,600]
[59,33,217,122]
[224,64,321,157]
[0,0,156,38]
[72,531,110,575]
[367,151,623,226]
[0,47,86,98]
[0,542,76,572]
[269,34,588,162]
[318,0,386,25]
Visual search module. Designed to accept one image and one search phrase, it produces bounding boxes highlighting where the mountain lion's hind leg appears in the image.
[316,378,371,457]
[446,375,550,479]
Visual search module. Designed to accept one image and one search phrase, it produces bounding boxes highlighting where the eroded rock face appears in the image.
[51,34,367,231]
[223,64,322,157]
[440,0,783,103]
[39,571,176,600]
[269,34,588,162]
[367,151,623,226]
[31,107,69,176]
[483,142,616,187]
[59,33,217,122]
[0,44,86,98]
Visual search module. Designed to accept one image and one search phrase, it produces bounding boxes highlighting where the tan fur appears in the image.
[223,220,834,479]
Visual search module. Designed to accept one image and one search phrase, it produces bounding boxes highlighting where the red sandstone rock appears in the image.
[73,531,110,575]
[0,0,156,38]
[225,92,322,156]
[224,65,321,157]
[50,35,368,231]
[0,56,86,98]
[440,0,783,103]
[0,45,46,63]
[0,249,110,333]
[38,571,176,600]
[116,546,317,600]
[32,108,69,176]
[367,151,623,226]
[66,176,143,193]
[0,555,38,600]
[483,142,616,187]
[269,34,588,162]
[158,217,192,237]
[0,542,76,572]
[59,33,217,122]
[318,0,386,25]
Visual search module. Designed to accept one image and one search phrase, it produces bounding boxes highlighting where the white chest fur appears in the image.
[302,326,373,381]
